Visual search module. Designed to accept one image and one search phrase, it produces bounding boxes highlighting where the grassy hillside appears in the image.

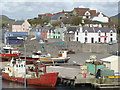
[111,18,120,25]
[0,15,15,30]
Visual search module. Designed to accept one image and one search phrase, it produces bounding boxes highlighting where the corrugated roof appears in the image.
[13,20,24,25]
[100,55,119,62]
[5,32,28,37]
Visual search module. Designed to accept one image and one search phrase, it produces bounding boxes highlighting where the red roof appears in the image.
[73,8,96,16]
[41,13,53,16]
[54,11,70,15]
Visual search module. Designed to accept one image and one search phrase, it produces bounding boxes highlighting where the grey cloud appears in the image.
[1,2,119,19]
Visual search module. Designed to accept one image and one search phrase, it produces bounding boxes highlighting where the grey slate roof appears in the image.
[48,27,55,33]
[94,27,116,33]
[82,26,116,33]
[13,20,24,25]
[67,26,79,33]
[83,27,94,32]
[51,13,64,20]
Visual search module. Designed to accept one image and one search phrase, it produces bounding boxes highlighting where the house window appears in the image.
[110,32,113,36]
[104,38,107,43]
[77,32,78,35]
[91,38,94,43]
[76,37,78,41]
[53,36,55,38]
[98,38,101,42]
[98,32,101,36]
[58,36,60,38]
[85,37,87,42]
[60,17,62,19]
[58,32,60,34]
[105,32,106,36]
[85,31,87,36]
[110,38,113,42]
[86,16,89,18]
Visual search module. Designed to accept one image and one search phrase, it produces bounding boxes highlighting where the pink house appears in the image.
[41,29,48,39]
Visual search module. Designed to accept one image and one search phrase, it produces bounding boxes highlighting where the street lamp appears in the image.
[23,37,27,89]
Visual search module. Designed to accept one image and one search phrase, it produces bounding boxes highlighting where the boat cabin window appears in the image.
[19,65,20,67]
[8,68,9,70]
[21,64,23,67]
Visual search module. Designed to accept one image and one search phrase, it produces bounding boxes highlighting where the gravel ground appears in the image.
[68,52,111,64]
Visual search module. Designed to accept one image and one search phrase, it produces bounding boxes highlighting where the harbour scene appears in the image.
[0,1,120,90]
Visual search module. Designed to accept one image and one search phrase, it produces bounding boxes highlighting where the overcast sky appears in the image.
[0,0,119,19]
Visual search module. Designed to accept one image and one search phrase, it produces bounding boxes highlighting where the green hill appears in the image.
[110,13,120,25]
[0,15,15,30]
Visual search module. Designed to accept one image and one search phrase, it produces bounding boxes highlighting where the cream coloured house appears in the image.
[12,20,31,32]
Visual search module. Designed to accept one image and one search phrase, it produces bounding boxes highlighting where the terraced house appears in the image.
[47,27,67,41]
[75,26,117,43]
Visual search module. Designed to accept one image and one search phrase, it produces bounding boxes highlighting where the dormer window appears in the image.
[60,17,62,19]
[77,32,78,35]
[98,32,101,36]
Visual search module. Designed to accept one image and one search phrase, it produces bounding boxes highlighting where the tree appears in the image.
[2,23,8,28]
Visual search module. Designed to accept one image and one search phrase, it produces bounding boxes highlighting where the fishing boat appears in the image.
[2,58,59,87]
[20,51,41,60]
[38,51,70,63]
[0,45,20,58]
[20,51,70,64]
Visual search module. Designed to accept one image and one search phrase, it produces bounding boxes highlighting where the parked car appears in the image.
[108,40,117,45]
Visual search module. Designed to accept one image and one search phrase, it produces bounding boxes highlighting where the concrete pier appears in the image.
[46,66,120,88]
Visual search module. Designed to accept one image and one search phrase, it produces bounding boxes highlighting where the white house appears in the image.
[92,12,109,23]
[75,26,117,43]
[100,56,120,73]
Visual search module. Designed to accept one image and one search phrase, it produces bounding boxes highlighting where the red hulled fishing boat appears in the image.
[0,45,20,58]
[2,58,58,87]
